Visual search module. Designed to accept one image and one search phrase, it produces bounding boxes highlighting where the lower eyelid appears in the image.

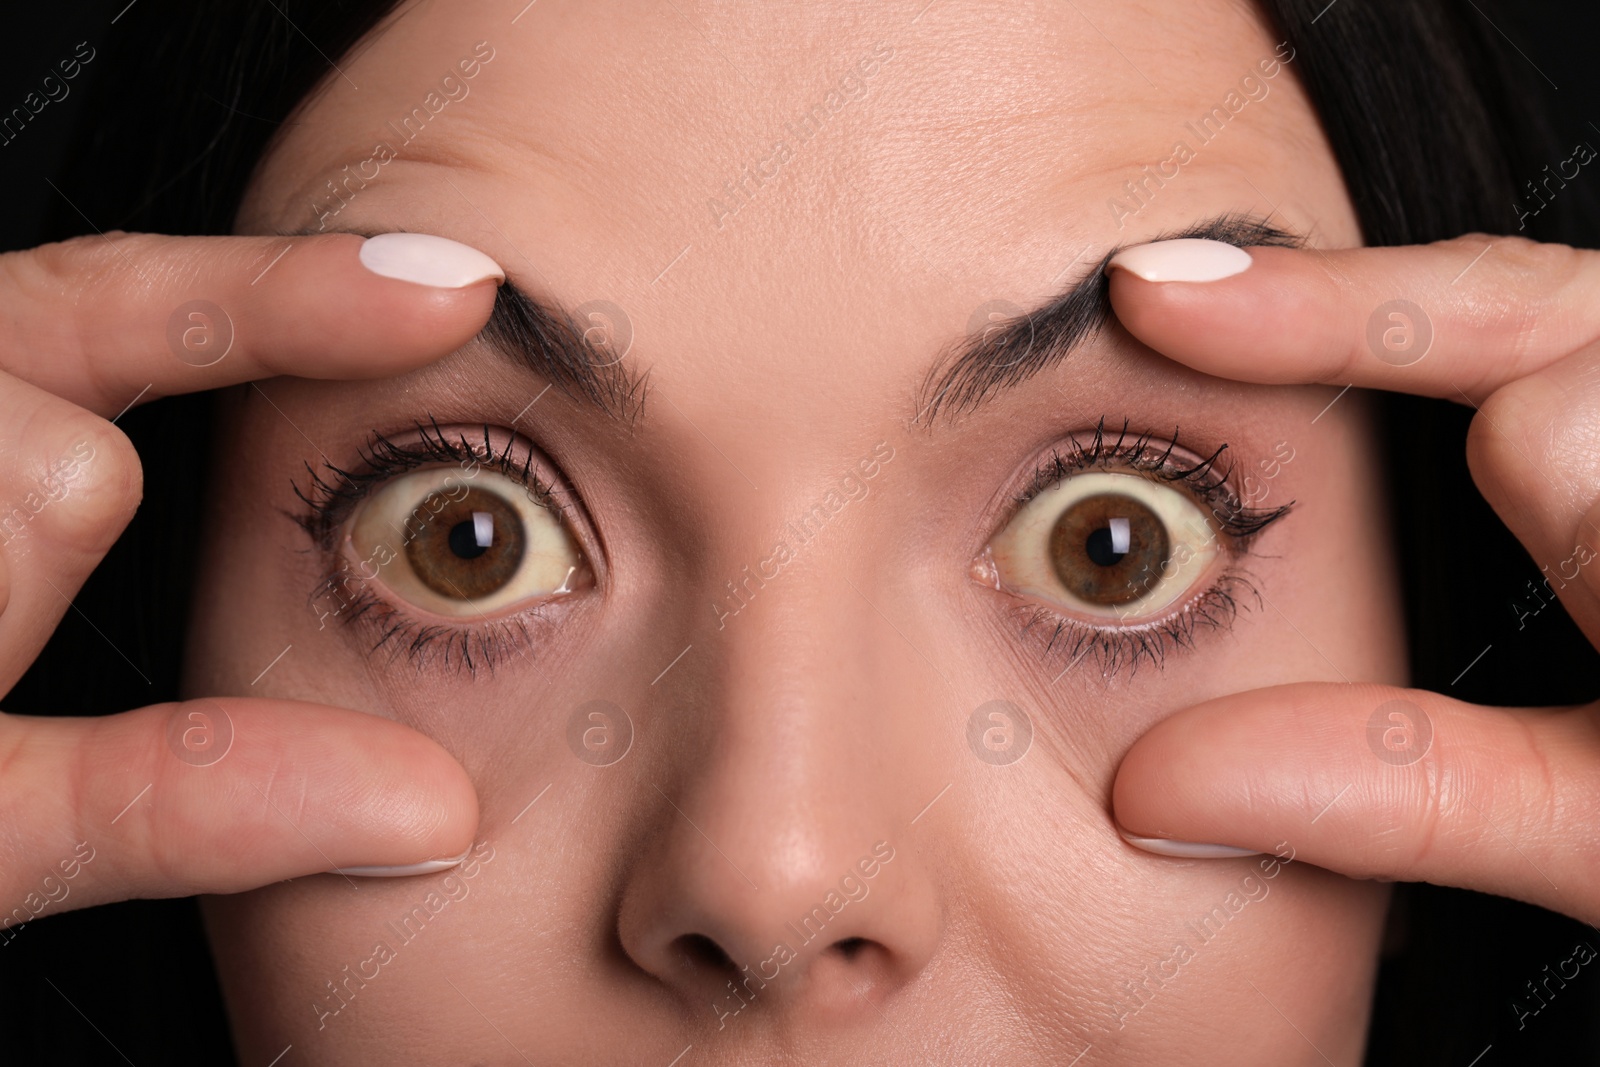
[309,573,575,676]
[997,568,1263,680]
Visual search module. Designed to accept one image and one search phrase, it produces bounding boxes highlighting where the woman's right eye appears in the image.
[346,466,590,618]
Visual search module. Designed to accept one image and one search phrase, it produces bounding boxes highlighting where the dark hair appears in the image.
[5,1,1597,1061]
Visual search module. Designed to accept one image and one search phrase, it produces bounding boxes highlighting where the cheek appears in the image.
[201,880,556,1058]
[1242,390,1408,689]
[948,777,1387,1057]
[939,390,1399,1051]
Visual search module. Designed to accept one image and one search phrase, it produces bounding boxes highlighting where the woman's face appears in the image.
[188,0,1407,1061]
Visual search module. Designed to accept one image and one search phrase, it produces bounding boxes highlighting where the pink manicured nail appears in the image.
[1119,829,1260,859]
[1108,238,1253,282]
[330,846,472,878]
[358,233,504,288]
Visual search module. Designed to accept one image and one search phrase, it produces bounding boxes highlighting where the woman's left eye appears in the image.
[983,470,1219,623]
[347,466,589,618]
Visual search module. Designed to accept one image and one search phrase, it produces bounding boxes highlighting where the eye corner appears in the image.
[1218,494,1297,547]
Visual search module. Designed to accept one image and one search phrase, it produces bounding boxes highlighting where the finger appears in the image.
[1105,235,1600,404]
[0,368,141,690]
[1463,346,1600,645]
[1111,682,1600,926]
[0,698,479,929]
[0,231,503,418]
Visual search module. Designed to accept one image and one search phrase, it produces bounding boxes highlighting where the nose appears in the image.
[615,577,943,1024]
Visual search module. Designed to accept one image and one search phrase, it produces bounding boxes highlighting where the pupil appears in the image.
[448,518,489,560]
[1085,525,1125,567]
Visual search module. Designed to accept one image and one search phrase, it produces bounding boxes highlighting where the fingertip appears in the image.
[158,698,482,886]
[338,714,482,864]
[1107,238,1255,283]
[244,231,504,382]
[357,232,505,289]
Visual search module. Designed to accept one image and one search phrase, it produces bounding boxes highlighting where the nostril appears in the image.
[673,933,735,974]
[832,937,869,960]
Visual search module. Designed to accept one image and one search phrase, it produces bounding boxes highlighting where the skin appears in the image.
[188,0,1405,1063]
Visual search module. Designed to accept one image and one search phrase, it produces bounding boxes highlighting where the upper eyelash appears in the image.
[290,417,564,550]
[1013,416,1293,542]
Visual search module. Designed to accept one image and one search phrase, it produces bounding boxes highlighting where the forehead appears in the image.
[244,0,1354,428]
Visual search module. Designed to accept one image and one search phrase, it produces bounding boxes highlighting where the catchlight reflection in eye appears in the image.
[982,472,1218,621]
[348,466,587,617]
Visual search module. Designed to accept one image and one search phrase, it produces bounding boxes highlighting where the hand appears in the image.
[1104,234,1600,926]
[0,230,500,937]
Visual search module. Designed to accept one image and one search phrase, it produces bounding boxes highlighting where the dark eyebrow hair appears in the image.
[286,226,648,425]
[912,212,1305,427]
[483,280,649,426]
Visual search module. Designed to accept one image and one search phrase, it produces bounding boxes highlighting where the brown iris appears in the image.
[1047,492,1168,607]
[404,487,526,600]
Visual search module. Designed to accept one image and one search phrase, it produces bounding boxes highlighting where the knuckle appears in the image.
[1453,235,1589,369]
[1549,708,1600,886]
[14,232,153,306]
[1408,746,1487,871]
[1403,777,1447,876]
[1465,378,1545,504]
[4,234,163,408]
[140,700,228,894]
[1406,707,1562,882]
[1514,713,1562,845]
[26,414,142,555]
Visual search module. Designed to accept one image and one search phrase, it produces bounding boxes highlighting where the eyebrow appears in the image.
[290,226,649,425]
[303,214,1294,432]
[482,280,649,425]
[912,212,1305,427]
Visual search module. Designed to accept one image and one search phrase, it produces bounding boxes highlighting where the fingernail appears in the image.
[358,233,505,288]
[1107,238,1253,282]
[1119,829,1260,859]
[330,846,472,878]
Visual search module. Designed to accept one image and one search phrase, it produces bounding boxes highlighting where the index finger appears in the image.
[1105,235,1600,404]
[0,230,504,418]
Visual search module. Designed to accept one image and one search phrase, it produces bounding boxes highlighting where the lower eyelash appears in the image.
[1009,571,1263,679]
[315,575,553,676]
